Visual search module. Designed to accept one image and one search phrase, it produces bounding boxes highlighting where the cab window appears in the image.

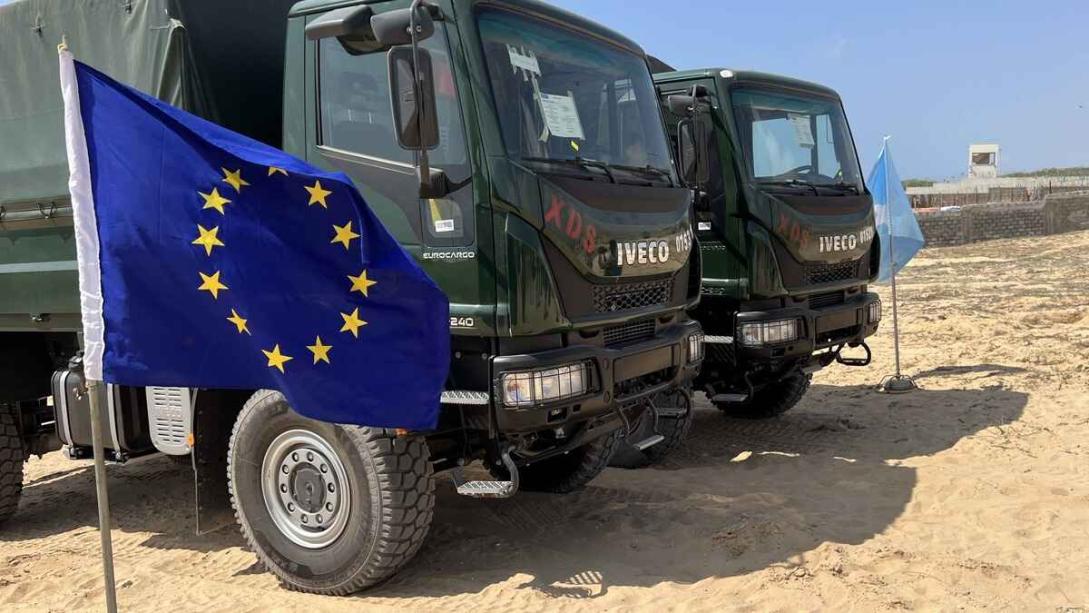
[317,27,473,246]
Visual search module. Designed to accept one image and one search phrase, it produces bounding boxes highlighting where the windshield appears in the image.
[478,9,676,184]
[731,87,863,190]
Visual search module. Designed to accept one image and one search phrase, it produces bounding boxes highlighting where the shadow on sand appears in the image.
[1,379,1028,600]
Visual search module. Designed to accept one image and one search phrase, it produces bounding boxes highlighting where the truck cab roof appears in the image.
[655,67,843,101]
[289,0,647,58]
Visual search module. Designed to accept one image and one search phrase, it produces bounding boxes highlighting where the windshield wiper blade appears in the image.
[758,178,819,196]
[521,156,617,183]
[610,164,675,187]
[829,181,860,193]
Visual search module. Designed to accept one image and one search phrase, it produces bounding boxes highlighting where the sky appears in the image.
[549,0,1089,180]
[3,0,1085,180]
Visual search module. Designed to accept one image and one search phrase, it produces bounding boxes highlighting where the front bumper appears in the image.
[490,320,703,434]
[725,291,880,362]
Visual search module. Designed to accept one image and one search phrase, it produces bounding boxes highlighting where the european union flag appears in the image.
[59,52,449,429]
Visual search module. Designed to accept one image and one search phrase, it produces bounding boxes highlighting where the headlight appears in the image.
[501,361,590,407]
[867,300,882,323]
[738,319,801,347]
[687,333,704,363]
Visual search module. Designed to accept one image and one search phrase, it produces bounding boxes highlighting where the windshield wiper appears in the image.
[609,164,675,187]
[829,181,860,194]
[521,156,616,183]
[758,178,819,196]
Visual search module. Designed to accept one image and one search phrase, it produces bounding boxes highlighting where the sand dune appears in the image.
[2,230,1088,611]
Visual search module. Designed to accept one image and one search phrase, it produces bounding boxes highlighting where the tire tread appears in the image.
[228,390,434,595]
[520,427,622,493]
[0,404,25,526]
[715,373,812,419]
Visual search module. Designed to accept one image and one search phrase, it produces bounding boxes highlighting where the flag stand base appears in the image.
[878,374,918,394]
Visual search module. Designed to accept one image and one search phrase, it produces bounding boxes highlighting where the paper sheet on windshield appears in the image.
[788,113,815,148]
[506,45,541,75]
[539,92,585,140]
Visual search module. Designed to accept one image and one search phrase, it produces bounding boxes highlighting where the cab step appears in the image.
[655,405,688,418]
[712,393,749,404]
[631,434,665,451]
[455,479,517,498]
[451,448,519,499]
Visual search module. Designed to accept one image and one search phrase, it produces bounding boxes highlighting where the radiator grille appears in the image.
[603,319,656,347]
[809,291,845,309]
[806,260,857,285]
[592,280,671,313]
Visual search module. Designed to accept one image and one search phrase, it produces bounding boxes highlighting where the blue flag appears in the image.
[867,138,925,282]
[59,53,449,430]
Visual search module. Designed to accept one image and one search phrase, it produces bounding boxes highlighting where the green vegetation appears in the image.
[1004,166,1089,178]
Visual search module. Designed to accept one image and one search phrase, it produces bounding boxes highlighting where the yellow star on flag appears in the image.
[199,188,232,215]
[268,166,288,176]
[221,168,250,193]
[192,224,225,256]
[331,220,360,250]
[305,180,332,208]
[262,344,293,373]
[197,271,228,299]
[307,336,333,364]
[226,309,250,335]
[340,308,367,338]
[347,269,378,297]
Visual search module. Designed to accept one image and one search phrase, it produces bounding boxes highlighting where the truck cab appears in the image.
[289,1,701,443]
[655,67,880,417]
[0,0,702,593]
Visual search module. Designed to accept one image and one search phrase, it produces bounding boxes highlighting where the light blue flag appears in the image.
[868,138,925,282]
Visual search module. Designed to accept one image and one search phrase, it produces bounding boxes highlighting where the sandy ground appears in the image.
[2,230,1089,612]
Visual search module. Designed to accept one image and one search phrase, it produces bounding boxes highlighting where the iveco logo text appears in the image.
[617,240,669,266]
[422,250,476,260]
[818,227,874,253]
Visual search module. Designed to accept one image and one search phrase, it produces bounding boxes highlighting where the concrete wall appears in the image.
[915,192,1089,248]
[908,184,1089,208]
[907,175,1089,195]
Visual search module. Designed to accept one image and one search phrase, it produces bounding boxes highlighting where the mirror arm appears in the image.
[408,0,447,198]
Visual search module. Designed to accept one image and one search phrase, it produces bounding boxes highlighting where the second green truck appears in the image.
[655,65,882,418]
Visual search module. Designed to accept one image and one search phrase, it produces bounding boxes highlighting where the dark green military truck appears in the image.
[653,66,880,418]
[0,0,703,592]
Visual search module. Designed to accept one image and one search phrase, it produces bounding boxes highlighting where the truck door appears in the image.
[305,20,479,306]
[659,78,745,286]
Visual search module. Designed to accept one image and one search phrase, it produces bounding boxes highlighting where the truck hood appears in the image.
[539,175,694,280]
[756,190,875,265]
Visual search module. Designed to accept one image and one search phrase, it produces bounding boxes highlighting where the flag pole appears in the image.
[85,379,119,613]
[879,137,917,393]
[58,37,119,612]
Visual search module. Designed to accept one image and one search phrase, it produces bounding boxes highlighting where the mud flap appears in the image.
[192,392,244,535]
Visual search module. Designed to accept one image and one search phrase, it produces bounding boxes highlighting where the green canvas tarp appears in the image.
[0,0,210,207]
[0,0,295,325]
[0,0,296,208]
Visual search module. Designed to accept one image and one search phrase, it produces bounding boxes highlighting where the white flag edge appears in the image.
[59,49,106,381]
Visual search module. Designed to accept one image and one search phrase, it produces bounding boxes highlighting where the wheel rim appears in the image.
[260,429,351,549]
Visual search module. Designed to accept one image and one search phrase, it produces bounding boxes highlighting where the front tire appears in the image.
[516,427,622,493]
[229,390,434,594]
[0,404,25,526]
[609,390,693,468]
[715,372,812,419]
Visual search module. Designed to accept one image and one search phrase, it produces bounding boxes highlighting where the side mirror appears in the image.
[372,4,435,47]
[388,47,439,150]
[667,94,695,116]
[305,3,435,53]
[677,117,710,186]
